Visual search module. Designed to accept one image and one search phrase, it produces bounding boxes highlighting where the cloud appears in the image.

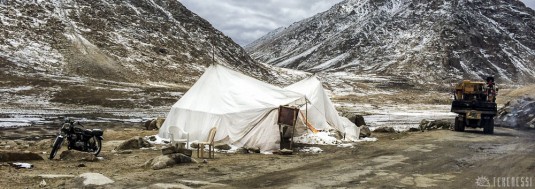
[179,0,343,46]
[523,0,535,10]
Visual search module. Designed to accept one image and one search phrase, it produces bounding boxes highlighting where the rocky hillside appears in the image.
[0,0,290,110]
[247,0,535,83]
[0,0,269,85]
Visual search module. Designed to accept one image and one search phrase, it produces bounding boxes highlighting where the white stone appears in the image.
[79,173,114,186]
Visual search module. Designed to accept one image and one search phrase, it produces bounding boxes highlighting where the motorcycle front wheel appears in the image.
[89,136,102,156]
[49,136,64,160]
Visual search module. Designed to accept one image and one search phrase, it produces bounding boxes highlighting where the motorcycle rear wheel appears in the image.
[49,137,63,160]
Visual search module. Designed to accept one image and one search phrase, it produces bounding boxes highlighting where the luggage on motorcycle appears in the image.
[91,129,103,136]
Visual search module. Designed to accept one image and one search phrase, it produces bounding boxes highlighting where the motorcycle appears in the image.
[49,119,104,160]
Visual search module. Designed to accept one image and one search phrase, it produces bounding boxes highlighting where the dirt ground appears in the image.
[1,126,534,189]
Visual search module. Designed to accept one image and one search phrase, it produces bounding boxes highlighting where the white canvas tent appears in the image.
[159,65,359,152]
[158,64,306,151]
[285,76,360,141]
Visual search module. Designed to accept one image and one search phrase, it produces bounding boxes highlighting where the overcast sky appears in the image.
[179,0,535,47]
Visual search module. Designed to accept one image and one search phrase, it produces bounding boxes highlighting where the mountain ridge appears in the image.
[247,0,535,83]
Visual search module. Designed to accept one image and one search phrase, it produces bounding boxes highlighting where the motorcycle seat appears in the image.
[91,129,103,136]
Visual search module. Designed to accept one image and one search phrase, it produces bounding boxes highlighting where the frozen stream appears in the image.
[338,103,457,131]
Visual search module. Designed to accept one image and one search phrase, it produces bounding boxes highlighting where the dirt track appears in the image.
[1,126,534,188]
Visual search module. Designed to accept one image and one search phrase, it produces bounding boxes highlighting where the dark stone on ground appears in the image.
[373,126,396,133]
[359,125,372,137]
[0,151,44,162]
[115,137,152,151]
[144,153,197,170]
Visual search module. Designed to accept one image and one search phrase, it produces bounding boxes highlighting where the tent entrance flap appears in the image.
[278,106,300,150]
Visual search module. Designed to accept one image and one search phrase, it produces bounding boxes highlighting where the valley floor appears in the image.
[1,125,534,188]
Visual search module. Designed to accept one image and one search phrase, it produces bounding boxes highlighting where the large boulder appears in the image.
[115,137,152,151]
[496,97,535,129]
[144,153,197,170]
[0,151,44,162]
[59,151,97,162]
[359,125,372,137]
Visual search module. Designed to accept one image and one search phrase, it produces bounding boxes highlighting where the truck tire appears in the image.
[483,117,494,134]
[454,115,465,132]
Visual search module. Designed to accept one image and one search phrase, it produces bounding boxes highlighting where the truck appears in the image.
[451,77,498,134]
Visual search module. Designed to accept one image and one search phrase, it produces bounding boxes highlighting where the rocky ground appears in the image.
[0,81,533,189]
[0,126,534,188]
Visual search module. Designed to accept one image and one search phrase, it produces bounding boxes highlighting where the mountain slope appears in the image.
[247,0,535,83]
[0,0,268,85]
[0,0,288,110]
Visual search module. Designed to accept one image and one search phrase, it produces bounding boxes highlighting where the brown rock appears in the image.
[214,143,231,151]
[373,126,396,133]
[359,125,372,137]
[144,120,155,130]
[155,117,165,129]
[149,120,158,130]
[59,150,97,162]
[144,153,197,170]
[0,151,44,162]
[354,115,366,127]
[115,137,152,151]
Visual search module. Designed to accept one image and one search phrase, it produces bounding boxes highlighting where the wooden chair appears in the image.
[197,127,217,158]
[168,126,189,149]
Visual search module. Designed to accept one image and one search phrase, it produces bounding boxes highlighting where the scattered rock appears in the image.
[245,147,260,153]
[354,115,366,127]
[359,125,372,137]
[59,151,97,162]
[115,137,152,151]
[148,135,157,141]
[419,119,451,131]
[149,120,158,130]
[145,153,197,170]
[145,120,155,130]
[408,128,421,132]
[214,143,231,151]
[279,149,293,155]
[77,163,86,167]
[155,117,165,129]
[39,179,46,187]
[235,147,249,154]
[373,126,396,133]
[78,173,114,186]
[115,150,132,154]
[161,145,192,157]
[0,151,44,162]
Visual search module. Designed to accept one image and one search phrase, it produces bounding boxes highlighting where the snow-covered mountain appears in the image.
[247,0,535,83]
[0,0,269,85]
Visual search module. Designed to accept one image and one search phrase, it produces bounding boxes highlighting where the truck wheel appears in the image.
[483,117,494,134]
[454,115,465,132]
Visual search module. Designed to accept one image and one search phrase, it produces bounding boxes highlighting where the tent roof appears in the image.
[173,64,304,114]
